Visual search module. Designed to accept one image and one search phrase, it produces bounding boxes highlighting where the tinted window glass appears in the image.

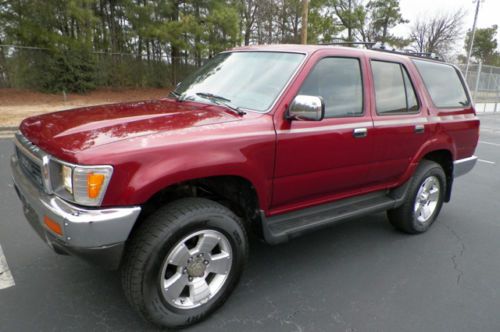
[413,60,470,108]
[371,61,407,114]
[402,68,419,111]
[299,57,363,118]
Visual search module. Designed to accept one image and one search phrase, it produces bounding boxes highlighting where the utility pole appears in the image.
[300,0,309,44]
[465,0,482,80]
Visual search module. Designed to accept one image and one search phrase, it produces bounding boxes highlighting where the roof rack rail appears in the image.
[370,44,445,62]
[320,42,376,48]
[317,41,445,62]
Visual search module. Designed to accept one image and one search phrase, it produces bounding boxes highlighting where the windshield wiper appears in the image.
[195,92,246,116]
[168,90,184,101]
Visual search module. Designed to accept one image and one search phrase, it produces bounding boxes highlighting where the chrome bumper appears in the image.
[453,155,478,178]
[11,154,141,269]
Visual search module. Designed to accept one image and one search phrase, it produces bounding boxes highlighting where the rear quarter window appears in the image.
[413,60,470,108]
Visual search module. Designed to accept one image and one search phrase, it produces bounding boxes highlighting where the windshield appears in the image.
[174,52,305,112]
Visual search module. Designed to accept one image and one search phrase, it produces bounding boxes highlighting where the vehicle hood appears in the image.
[19,99,241,161]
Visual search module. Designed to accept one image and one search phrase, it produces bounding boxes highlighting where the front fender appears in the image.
[129,158,272,210]
[101,133,276,211]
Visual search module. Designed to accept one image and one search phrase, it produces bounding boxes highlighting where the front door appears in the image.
[272,55,375,212]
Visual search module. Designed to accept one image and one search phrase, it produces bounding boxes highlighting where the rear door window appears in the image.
[371,60,419,114]
[413,60,470,108]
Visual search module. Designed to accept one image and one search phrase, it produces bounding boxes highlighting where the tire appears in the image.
[387,160,446,234]
[121,198,248,329]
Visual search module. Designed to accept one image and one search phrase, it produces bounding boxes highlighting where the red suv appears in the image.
[11,44,479,328]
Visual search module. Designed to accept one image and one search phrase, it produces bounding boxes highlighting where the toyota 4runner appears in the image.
[11,44,479,328]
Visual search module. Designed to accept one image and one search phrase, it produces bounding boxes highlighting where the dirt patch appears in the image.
[0,88,170,128]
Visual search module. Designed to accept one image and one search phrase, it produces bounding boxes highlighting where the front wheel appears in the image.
[388,160,446,234]
[121,198,248,329]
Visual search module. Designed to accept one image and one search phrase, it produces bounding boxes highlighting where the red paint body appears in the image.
[19,45,480,217]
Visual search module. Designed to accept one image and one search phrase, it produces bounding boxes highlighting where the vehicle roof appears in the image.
[230,44,447,64]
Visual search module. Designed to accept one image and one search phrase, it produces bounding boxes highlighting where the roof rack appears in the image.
[369,44,445,62]
[320,42,376,48]
[319,41,445,62]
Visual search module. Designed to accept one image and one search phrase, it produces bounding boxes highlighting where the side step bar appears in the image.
[261,181,410,245]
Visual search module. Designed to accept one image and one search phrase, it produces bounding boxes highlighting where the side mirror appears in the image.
[287,95,325,121]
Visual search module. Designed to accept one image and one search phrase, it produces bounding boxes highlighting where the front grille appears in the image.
[16,146,44,191]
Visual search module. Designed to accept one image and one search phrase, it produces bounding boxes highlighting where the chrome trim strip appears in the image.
[273,113,478,135]
[278,121,373,134]
[428,115,479,122]
[14,131,53,194]
[453,155,478,177]
[41,155,52,193]
[374,118,428,126]
[14,131,46,166]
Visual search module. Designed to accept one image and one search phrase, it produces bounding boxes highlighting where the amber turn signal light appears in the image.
[43,216,63,236]
[87,173,105,199]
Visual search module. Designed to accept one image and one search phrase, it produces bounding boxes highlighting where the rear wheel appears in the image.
[388,160,446,234]
[121,198,248,329]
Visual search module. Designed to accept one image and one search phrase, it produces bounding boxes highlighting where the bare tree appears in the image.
[410,9,466,57]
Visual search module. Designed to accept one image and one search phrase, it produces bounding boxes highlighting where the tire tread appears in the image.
[121,198,248,328]
[388,160,446,234]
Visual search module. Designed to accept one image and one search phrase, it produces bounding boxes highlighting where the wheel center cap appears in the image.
[187,258,206,278]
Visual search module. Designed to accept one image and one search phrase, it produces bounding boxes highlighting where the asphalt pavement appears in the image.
[0,114,499,332]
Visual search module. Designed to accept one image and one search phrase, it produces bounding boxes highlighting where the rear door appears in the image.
[366,59,429,186]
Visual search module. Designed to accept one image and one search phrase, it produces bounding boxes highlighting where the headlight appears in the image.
[62,165,73,194]
[50,160,113,206]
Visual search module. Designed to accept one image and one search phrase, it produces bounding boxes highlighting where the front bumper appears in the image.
[453,155,478,177]
[11,154,141,270]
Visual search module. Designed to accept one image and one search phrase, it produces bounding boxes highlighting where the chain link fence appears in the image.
[457,63,500,113]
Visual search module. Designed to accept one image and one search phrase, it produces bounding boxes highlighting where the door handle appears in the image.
[353,128,368,138]
[415,124,425,134]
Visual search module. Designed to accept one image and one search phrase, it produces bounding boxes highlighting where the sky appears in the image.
[394,0,500,53]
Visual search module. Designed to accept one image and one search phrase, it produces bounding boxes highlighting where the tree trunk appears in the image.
[171,0,181,85]
[244,25,251,45]
[194,1,201,66]
[0,41,9,88]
